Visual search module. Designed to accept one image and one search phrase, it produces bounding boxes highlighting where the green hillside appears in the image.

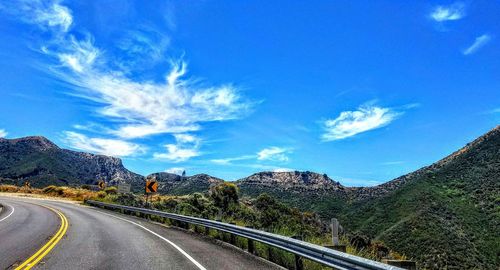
[238,126,500,269]
[341,126,500,269]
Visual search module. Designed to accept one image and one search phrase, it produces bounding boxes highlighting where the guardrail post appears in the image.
[229,222,237,245]
[267,246,273,263]
[245,225,255,254]
[204,226,210,235]
[324,218,346,252]
[292,235,304,270]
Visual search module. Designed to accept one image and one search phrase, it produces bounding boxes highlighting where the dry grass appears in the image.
[0,184,100,201]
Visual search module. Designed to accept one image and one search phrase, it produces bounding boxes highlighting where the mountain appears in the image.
[236,171,354,214]
[1,126,498,268]
[237,126,500,269]
[236,171,345,193]
[0,136,144,188]
[339,126,500,269]
[147,172,223,195]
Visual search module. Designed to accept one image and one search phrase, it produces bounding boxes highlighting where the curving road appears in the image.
[0,196,280,270]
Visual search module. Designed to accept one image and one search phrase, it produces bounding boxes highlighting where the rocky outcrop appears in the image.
[146,172,223,195]
[0,136,144,188]
[237,171,343,191]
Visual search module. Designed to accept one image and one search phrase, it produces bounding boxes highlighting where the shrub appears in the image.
[0,185,20,193]
[96,191,106,199]
[209,182,239,209]
[104,186,117,195]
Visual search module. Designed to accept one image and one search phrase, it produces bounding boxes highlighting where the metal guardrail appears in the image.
[86,200,403,270]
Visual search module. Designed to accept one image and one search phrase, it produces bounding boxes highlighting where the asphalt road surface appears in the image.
[0,196,280,270]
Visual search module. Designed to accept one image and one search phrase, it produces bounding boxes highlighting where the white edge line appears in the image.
[97,210,207,270]
[0,204,15,222]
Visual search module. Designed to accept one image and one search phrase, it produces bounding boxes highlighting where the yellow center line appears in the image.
[15,204,69,270]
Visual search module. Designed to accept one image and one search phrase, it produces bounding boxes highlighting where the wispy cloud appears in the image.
[272,167,294,172]
[211,155,255,165]
[430,2,466,22]
[257,147,291,162]
[3,0,253,161]
[321,104,401,141]
[1,0,73,32]
[463,34,492,55]
[153,134,201,162]
[63,131,145,157]
[164,167,185,175]
[52,39,251,140]
[211,146,293,165]
[0,129,7,138]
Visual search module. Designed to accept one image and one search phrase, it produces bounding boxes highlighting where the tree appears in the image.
[209,182,239,209]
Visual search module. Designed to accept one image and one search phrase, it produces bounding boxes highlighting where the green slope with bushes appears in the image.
[238,126,500,269]
[341,126,500,269]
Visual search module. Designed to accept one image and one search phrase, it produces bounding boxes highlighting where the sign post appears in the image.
[145,180,158,208]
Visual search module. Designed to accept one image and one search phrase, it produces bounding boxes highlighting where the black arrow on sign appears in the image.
[147,181,157,192]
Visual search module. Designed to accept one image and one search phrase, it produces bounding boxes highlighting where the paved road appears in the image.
[0,199,60,269]
[0,196,279,270]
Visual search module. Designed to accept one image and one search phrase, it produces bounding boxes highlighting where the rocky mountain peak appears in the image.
[189,174,224,184]
[236,171,344,193]
[0,136,59,151]
[0,136,143,188]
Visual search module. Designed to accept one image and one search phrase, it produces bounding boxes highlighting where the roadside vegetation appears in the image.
[0,183,404,269]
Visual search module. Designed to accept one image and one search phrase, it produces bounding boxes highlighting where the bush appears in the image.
[42,185,64,195]
[96,191,106,199]
[209,183,239,209]
[0,185,20,193]
[104,186,117,195]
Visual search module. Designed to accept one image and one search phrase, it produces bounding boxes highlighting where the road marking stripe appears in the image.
[98,211,207,270]
[0,205,15,222]
[15,205,69,270]
[15,209,65,269]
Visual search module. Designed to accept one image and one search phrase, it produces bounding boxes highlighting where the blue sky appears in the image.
[0,1,498,185]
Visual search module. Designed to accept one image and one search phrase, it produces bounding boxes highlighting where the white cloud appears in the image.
[28,20,251,140]
[211,147,292,165]
[257,147,291,162]
[430,2,466,22]
[463,34,492,55]
[153,133,201,162]
[211,155,255,165]
[57,36,99,73]
[63,131,145,157]
[56,42,250,140]
[272,168,294,172]
[3,0,253,161]
[1,0,73,32]
[165,167,185,175]
[322,105,400,141]
[0,129,7,138]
